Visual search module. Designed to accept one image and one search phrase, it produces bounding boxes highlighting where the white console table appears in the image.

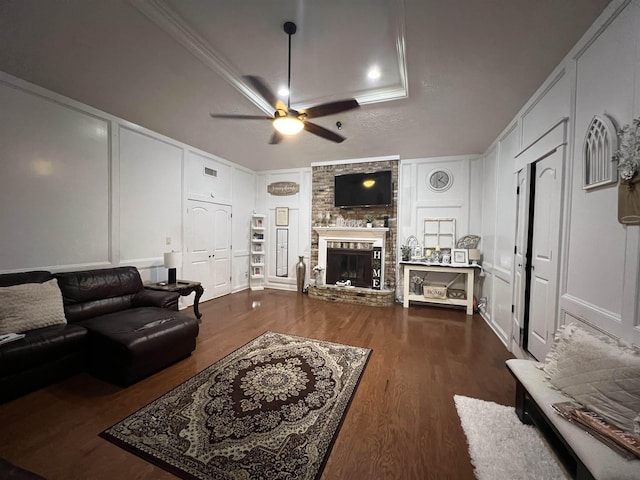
[401,262,479,315]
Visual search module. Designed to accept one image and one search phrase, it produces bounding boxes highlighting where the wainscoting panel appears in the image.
[520,70,569,149]
[119,126,183,267]
[186,151,233,205]
[492,275,512,346]
[0,79,111,271]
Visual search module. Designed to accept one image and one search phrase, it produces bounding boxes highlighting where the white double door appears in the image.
[513,148,564,360]
[184,199,231,302]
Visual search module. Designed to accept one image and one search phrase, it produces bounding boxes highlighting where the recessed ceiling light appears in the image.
[367,66,381,80]
[278,86,289,97]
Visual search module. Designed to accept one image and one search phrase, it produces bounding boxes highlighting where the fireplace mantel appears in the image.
[314,227,388,288]
[313,227,389,239]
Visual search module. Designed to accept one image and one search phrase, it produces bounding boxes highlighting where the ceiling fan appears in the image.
[210,21,360,144]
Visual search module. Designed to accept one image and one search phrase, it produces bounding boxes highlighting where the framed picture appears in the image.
[451,249,468,266]
[275,207,289,226]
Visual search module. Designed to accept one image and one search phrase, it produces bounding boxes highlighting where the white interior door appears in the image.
[512,167,530,350]
[527,149,563,360]
[210,204,231,298]
[184,200,231,303]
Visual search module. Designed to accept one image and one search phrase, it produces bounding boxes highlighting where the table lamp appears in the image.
[468,249,481,265]
[164,251,182,284]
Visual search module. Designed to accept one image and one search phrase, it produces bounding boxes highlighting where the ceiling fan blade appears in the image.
[300,99,360,119]
[244,75,281,111]
[210,113,272,120]
[303,121,346,143]
[269,131,284,145]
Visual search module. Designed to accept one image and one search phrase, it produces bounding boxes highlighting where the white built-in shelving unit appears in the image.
[250,214,266,291]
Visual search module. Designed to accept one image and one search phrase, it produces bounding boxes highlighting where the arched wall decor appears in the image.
[582,114,618,190]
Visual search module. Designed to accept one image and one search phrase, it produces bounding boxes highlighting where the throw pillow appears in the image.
[547,322,640,435]
[541,322,573,378]
[0,279,67,334]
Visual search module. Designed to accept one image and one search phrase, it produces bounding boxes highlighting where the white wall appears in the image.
[256,169,312,291]
[397,155,480,299]
[0,76,111,272]
[479,0,640,349]
[0,70,256,300]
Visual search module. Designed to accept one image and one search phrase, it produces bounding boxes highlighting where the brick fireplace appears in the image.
[310,158,399,290]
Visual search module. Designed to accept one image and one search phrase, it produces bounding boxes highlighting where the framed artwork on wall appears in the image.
[275,207,289,226]
[451,249,468,266]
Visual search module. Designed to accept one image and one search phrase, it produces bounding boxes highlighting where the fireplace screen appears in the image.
[326,248,372,287]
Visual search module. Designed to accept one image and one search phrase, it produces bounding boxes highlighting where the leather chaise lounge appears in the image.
[0,266,199,403]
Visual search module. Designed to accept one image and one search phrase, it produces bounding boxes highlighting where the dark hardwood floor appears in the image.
[0,290,515,480]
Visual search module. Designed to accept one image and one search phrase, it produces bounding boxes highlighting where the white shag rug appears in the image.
[454,395,569,480]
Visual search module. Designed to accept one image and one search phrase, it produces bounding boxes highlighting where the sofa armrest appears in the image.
[132,290,179,311]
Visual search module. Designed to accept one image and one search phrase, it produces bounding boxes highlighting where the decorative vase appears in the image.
[618,173,640,225]
[296,256,306,292]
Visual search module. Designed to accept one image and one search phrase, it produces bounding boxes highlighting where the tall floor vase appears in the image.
[296,256,306,293]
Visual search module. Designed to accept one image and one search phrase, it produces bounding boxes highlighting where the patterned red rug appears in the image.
[101,331,371,480]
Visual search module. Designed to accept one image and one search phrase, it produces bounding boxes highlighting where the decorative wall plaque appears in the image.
[268,181,300,196]
[583,114,618,190]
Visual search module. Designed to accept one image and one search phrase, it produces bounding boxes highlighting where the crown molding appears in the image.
[130,0,408,109]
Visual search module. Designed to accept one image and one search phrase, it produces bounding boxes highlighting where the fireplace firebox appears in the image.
[326,248,372,287]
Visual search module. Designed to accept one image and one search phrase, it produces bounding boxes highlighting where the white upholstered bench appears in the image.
[507,358,640,480]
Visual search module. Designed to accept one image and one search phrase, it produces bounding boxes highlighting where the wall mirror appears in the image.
[276,228,289,277]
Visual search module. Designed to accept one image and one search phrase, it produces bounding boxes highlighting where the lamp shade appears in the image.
[164,251,182,268]
[468,249,481,262]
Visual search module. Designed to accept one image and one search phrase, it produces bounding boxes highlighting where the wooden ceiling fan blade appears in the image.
[210,113,272,120]
[303,121,346,143]
[243,75,280,111]
[269,131,284,144]
[301,99,359,119]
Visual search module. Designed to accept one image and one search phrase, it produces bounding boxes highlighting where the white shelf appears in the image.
[405,294,467,308]
[250,214,266,291]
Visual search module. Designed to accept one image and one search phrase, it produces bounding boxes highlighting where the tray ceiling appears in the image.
[0,0,613,170]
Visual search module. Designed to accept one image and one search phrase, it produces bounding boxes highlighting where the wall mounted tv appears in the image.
[334,170,392,208]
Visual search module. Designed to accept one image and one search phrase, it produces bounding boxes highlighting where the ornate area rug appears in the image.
[454,395,569,480]
[101,331,371,480]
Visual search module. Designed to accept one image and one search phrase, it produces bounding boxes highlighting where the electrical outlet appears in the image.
[165,237,171,245]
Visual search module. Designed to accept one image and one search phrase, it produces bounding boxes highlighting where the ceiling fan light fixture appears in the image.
[273,116,304,135]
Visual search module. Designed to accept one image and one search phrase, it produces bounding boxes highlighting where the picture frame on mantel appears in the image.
[275,207,289,226]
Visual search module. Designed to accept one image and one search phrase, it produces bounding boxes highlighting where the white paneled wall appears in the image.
[397,155,479,301]
[479,0,640,350]
[0,76,111,272]
[0,70,256,302]
[256,169,312,291]
[119,127,183,267]
[232,168,256,292]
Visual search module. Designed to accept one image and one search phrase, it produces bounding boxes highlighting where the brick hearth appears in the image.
[308,285,395,307]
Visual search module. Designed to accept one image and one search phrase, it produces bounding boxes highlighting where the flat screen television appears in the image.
[334,170,392,208]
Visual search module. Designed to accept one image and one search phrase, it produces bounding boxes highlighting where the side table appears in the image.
[144,280,204,319]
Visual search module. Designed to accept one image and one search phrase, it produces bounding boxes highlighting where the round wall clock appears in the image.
[428,169,453,192]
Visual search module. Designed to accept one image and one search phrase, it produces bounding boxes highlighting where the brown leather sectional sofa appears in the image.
[0,266,199,403]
